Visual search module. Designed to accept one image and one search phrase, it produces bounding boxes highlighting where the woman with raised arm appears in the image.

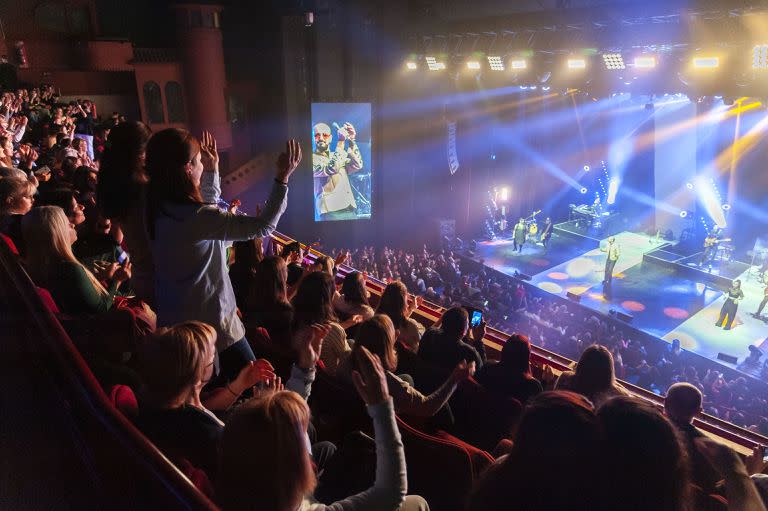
[145,128,301,385]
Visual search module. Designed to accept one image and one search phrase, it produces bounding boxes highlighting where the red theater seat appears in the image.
[0,233,18,255]
[36,287,60,314]
[396,416,479,511]
[109,384,139,421]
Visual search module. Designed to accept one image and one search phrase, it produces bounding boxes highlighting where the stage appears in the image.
[473,229,768,379]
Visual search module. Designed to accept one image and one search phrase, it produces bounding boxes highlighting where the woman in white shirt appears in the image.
[145,128,300,384]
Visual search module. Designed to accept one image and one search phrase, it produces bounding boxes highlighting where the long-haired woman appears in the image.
[145,128,300,384]
[96,121,155,305]
[376,281,425,352]
[22,205,130,314]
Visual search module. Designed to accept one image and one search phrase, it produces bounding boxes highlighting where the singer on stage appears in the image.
[312,121,363,219]
[717,279,744,331]
[601,236,620,285]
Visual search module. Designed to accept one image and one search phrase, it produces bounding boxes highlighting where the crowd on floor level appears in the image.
[324,244,768,431]
[3,80,768,510]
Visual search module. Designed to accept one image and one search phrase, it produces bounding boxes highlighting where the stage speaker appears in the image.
[514,271,532,281]
[717,352,739,365]
[614,311,634,323]
[566,291,581,303]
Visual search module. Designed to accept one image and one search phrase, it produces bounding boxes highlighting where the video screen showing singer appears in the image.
[311,103,372,222]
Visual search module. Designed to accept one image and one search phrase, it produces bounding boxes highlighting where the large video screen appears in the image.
[311,103,372,222]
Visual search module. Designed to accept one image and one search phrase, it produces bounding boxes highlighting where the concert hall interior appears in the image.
[7,0,768,509]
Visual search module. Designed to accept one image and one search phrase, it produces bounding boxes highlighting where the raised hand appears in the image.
[276,139,302,184]
[253,376,284,400]
[93,260,119,281]
[343,122,356,142]
[296,323,329,370]
[449,360,476,384]
[233,359,276,393]
[114,261,132,283]
[351,346,390,406]
[200,130,219,173]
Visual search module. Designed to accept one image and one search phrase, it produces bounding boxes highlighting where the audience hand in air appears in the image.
[450,360,476,384]
[540,364,558,388]
[745,444,767,475]
[200,130,219,173]
[275,139,302,184]
[233,359,276,395]
[334,250,349,267]
[352,346,390,406]
[253,376,284,400]
[296,323,330,371]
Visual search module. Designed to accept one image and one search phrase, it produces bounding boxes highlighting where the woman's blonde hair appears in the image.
[354,314,398,372]
[219,391,316,511]
[0,176,36,214]
[137,321,216,407]
[21,205,106,296]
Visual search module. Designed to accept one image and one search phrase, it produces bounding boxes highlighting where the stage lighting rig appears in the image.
[466,60,481,70]
[693,57,719,69]
[488,56,505,71]
[510,59,527,70]
[405,61,418,70]
[634,56,656,69]
[425,56,445,71]
[602,53,625,70]
[753,45,768,69]
[568,58,587,69]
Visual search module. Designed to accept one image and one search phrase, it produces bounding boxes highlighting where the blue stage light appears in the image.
[580,187,588,194]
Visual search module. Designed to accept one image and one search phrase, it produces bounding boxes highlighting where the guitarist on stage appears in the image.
[700,229,729,267]
[540,217,553,252]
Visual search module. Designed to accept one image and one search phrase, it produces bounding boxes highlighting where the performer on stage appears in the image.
[700,228,726,267]
[540,217,553,252]
[601,236,620,286]
[753,284,768,318]
[513,217,526,253]
[716,279,744,330]
[312,121,363,219]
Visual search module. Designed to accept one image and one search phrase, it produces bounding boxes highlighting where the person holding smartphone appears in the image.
[146,129,301,386]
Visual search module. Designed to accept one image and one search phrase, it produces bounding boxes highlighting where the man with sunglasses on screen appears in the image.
[312,121,363,220]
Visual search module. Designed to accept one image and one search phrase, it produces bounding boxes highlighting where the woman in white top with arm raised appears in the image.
[145,128,301,384]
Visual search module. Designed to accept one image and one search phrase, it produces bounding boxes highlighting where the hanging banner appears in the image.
[447,121,459,175]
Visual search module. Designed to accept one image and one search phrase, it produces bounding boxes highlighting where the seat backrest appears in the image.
[0,233,18,255]
[109,384,139,421]
[396,416,476,511]
[450,377,523,452]
[36,287,60,314]
[309,365,369,443]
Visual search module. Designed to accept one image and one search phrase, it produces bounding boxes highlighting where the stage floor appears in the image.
[474,231,768,378]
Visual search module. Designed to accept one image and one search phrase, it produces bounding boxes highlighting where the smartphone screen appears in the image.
[471,310,483,327]
[116,247,129,265]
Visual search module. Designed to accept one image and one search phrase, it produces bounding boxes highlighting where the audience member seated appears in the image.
[292,271,352,376]
[418,306,486,373]
[334,271,375,321]
[470,391,603,510]
[341,314,474,419]
[376,281,425,352]
[97,121,154,305]
[242,255,294,346]
[36,187,86,227]
[22,206,130,314]
[145,130,299,384]
[665,382,722,494]
[218,345,428,511]
[136,321,277,479]
[475,333,543,404]
[555,344,628,407]
[0,175,36,251]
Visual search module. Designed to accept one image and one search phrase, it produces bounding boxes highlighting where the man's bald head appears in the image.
[665,383,702,425]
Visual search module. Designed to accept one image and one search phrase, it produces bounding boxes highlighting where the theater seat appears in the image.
[309,365,368,443]
[396,416,479,511]
[36,287,60,314]
[109,384,139,421]
[245,326,294,380]
[0,233,18,255]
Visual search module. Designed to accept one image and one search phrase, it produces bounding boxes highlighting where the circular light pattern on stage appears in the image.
[566,257,597,277]
[547,272,569,280]
[622,300,646,312]
[567,286,589,295]
[664,307,689,319]
[588,292,607,302]
[538,282,563,294]
[614,272,626,279]
[530,258,550,267]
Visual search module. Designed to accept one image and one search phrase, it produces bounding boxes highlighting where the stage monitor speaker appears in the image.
[514,271,532,281]
[614,311,634,323]
[566,291,581,303]
[717,352,739,364]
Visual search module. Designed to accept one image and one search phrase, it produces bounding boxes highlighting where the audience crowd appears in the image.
[4,79,768,511]
[329,244,768,433]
